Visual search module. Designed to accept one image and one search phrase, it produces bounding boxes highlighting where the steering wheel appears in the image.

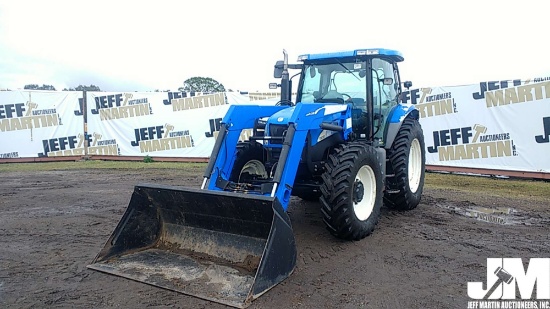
[322,91,352,101]
[341,93,352,102]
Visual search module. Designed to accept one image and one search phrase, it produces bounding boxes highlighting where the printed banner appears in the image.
[401,77,550,173]
[0,90,83,158]
[85,91,254,157]
[1,81,548,175]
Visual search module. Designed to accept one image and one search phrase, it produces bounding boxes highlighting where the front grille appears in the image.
[268,124,288,144]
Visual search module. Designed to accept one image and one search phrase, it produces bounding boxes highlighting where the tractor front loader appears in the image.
[88,48,426,308]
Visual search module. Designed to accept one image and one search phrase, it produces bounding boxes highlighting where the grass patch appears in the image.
[425,172,550,201]
[0,161,547,201]
[0,160,206,172]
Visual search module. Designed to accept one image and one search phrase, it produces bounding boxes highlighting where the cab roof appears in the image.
[298,48,404,62]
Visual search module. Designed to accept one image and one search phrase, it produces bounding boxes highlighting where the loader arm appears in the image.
[206,102,353,211]
[203,104,287,189]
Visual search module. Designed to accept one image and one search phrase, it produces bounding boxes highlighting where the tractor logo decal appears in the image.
[306,105,347,117]
[427,124,517,161]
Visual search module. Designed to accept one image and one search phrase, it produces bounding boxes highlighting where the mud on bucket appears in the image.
[87,183,296,308]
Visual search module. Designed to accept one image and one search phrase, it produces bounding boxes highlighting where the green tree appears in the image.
[24,84,56,90]
[63,84,101,91]
[179,77,225,93]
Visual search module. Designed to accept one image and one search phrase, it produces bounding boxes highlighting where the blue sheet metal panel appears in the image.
[299,48,404,62]
[388,103,416,124]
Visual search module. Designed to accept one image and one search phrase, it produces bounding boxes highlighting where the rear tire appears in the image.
[320,143,383,240]
[229,141,267,182]
[385,117,425,210]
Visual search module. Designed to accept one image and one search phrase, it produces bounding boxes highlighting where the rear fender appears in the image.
[384,103,419,149]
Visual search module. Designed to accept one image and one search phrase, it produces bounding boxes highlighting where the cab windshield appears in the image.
[299,61,367,109]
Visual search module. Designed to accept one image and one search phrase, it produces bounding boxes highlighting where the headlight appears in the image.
[317,129,336,143]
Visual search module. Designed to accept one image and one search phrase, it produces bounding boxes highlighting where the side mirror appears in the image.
[404,81,413,90]
[274,61,284,78]
[269,83,279,89]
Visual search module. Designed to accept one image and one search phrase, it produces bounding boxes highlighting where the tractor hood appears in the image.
[266,106,296,126]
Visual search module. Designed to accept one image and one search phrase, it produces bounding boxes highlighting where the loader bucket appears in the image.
[87,183,296,308]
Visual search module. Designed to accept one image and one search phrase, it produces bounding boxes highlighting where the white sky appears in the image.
[0,0,548,92]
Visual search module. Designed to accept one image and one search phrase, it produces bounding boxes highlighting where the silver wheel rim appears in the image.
[408,138,422,193]
[353,165,376,221]
[239,160,267,181]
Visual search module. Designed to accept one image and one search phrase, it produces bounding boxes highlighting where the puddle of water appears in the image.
[435,203,517,225]
[462,206,514,225]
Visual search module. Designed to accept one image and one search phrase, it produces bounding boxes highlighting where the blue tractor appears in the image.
[88,48,426,308]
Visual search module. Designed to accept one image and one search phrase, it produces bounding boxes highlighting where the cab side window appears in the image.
[372,59,398,106]
[372,58,399,141]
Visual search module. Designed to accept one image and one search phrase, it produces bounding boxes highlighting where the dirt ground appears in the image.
[1,167,549,309]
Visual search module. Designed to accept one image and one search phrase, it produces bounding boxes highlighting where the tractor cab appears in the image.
[294,49,405,145]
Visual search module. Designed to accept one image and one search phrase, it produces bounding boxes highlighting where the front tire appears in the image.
[229,141,267,182]
[320,143,383,240]
[385,117,426,210]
